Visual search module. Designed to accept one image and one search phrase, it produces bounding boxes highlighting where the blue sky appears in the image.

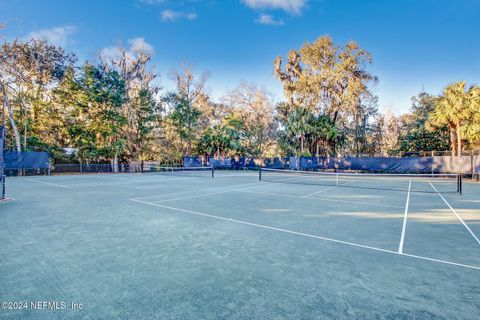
[1,0,479,113]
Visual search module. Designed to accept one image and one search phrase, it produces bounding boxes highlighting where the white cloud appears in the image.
[128,37,154,55]
[100,46,126,62]
[241,0,306,14]
[24,25,76,47]
[100,37,154,63]
[255,14,284,26]
[161,9,197,21]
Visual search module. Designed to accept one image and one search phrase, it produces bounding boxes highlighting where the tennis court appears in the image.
[1,169,479,319]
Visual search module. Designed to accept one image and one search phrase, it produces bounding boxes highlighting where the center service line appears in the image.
[398,180,412,254]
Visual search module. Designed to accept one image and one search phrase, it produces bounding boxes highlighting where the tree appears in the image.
[343,98,378,156]
[55,63,127,169]
[0,39,76,151]
[429,81,474,156]
[101,46,162,162]
[309,115,337,157]
[463,86,480,148]
[132,88,161,167]
[197,113,244,158]
[165,65,207,157]
[222,83,277,157]
[164,93,201,157]
[285,107,314,155]
[380,112,402,156]
[400,91,450,153]
[273,35,377,155]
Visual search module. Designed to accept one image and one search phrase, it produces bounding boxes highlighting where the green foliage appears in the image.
[197,114,245,157]
[164,92,201,156]
[429,81,479,155]
[281,106,339,156]
[0,39,76,151]
[399,92,450,153]
[400,129,450,153]
[55,63,127,161]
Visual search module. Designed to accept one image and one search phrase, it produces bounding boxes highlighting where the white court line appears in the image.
[398,180,412,254]
[25,178,70,188]
[239,190,404,209]
[429,182,480,245]
[130,198,480,271]
[133,182,261,200]
[302,181,354,198]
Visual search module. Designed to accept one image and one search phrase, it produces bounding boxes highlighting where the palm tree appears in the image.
[311,115,337,157]
[197,114,245,158]
[464,86,480,148]
[429,81,472,156]
[199,125,227,158]
[286,107,314,154]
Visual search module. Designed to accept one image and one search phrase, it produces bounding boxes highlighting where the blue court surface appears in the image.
[0,170,479,319]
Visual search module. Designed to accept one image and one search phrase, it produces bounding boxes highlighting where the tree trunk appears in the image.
[332,110,339,124]
[456,119,462,156]
[111,152,118,173]
[315,140,320,157]
[300,135,304,153]
[1,82,21,152]
[450,124,457,156]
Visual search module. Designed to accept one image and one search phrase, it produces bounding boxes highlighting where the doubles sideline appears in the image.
[429,181,480,245]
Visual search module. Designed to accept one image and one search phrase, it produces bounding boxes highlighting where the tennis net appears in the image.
[150,166,214,178]
[259,168,462,194]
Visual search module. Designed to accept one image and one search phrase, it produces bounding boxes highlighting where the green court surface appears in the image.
[1,171,479,319]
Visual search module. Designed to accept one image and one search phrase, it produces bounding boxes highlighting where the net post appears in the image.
[259,168,262,181]
[457,174,462,194]
[1,175,5,199]
[211,166,215,178]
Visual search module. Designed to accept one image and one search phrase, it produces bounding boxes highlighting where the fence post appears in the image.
[471,155,474,180]
[47,150,51,176]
